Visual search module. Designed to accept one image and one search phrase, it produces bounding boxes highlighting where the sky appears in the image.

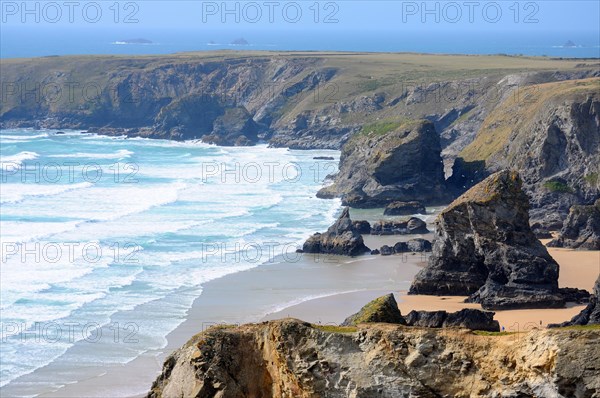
[1,1,599,57]
[1,0,599,32]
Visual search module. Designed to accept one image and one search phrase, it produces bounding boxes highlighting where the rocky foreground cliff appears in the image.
[148,319,600,398]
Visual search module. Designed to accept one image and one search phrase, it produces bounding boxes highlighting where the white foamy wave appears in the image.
[8,182,187,230]
[0,220,85,243]
[48,149,133,159]
[0,242,118,312]
[0,133,49,141]
[0,182,93,204]
[0,151,39,168]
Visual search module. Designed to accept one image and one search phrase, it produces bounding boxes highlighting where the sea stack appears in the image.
[302,207,370,256]
[317,120,447,207]
[410,170,564,310]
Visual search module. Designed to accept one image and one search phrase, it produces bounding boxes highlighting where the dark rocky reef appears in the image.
[371,217,429,235]
[377,238,432,255]
[406,238,433,252]
[550,276,600,328]
[379,245,393,256]
[410,170,565,310]
[317,120,448,207]
[404,308,499,332]
[302,208,370,256]
[341,293,406,326]
[548,199,600,250]
[383,201,426,216]
[352,220,371,234]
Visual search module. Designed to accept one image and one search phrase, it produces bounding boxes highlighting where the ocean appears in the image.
[0,129,340,393]
[1,26,599,59]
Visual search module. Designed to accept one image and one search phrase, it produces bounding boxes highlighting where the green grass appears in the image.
[543,181,574,193]
[313,325,358,333]
[584,172,599,187]
[473,330,517,336]
[359,120,404,137]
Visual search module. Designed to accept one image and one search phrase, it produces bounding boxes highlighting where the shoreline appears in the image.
[264,245,599,330]
[30,244,422,398]
[5,204,598,397]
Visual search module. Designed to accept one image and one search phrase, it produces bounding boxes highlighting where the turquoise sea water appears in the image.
[0,129,340,391]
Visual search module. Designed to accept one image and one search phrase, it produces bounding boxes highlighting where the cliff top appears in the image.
[445,170,524,212]
[2,51,596,123]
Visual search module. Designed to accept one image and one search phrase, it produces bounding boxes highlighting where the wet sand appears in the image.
[265,242,599,330]
[19,208,598,398]
[29,240,423,397]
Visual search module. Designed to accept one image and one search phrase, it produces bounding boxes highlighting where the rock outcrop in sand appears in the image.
[551,275,600,327]
[370,217,429,235]
[341,294,499,332]
[148,319,600,398]
[316,120,447,207]
[383,201,426,216]
[302,208,370,256]
[404,308,499,332]
[410,170,564,310]
[548,199,600,250]
[341,293,406,326]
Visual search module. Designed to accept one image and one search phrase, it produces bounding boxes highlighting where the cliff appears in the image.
[455,78,600,227]
[316,119,448,206]
[148,319,600,398]
[548,199,600,250]
[410,171,564,310]
[1,52,596,151]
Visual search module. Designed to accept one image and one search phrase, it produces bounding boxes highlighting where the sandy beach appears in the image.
[13,208,597,398]
[265,241,599,330]
[26,237,426,397]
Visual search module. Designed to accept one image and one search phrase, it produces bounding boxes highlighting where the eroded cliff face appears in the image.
[148,319,600,398]
[455,78,600,228]
[1,53,597,151]
[316,120,448,207]
[549,199,600,250]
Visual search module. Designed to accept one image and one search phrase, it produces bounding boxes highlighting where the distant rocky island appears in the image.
[115,38,153,45]
[563,40,578,48]
[230,38,249,45]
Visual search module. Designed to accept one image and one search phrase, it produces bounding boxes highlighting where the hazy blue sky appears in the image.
[1,1,599,57]
[2,0,599,32]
